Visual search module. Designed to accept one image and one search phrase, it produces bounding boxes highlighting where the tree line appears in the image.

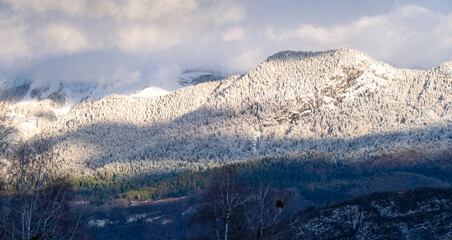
[72,151,452,206]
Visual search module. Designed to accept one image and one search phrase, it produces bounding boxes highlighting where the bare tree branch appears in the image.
[0,137,74,240]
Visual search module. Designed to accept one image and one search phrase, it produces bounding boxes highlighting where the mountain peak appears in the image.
[266,49,333,61]
[266,48,366,62]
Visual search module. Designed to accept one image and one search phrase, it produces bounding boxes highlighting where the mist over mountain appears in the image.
[178,70,225,87]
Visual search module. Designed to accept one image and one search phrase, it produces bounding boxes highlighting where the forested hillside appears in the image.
[3,49,452,181]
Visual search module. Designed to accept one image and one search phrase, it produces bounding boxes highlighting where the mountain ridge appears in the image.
[2,48,451,178]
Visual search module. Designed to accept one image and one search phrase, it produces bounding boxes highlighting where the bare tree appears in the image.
[0,102,14,164]
[0,102,14,239]
[194,167,252,240]
[0,138,73,240]
[192,168,290,240]
[243,182,286,240]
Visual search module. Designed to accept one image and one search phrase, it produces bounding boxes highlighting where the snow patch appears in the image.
[88,219,115,228]
[126,213,147,223]
[129,86,170,99]
[341,73,387,101]
[161,219,173,225]
[145,215,163,223]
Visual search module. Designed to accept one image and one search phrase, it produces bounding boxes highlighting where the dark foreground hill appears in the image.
[75,187,452,240]
[277,187,452,240]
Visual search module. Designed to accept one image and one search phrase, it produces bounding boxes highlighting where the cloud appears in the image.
[0,0,246,60]
[222,26,245,42]
[203,1,245,25]
[2,0,88,16]
[0,18,29,62]
[266,5,452,68]
[433,13,452,49]
[117,25,182,53]
[227,48,263,72]
[42,24,88,54]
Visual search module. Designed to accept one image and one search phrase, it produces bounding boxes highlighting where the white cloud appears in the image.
[2,0,88,16]
[42,24,88,54]
[0,18,29,62]
[266,5,452,68]
[227,48,263,73]
[117,25,182,53]
[222,26,245,41]
[204,1,245,25]
[433,13,452,49]
[0,0,247,59]
[112,0,198,23]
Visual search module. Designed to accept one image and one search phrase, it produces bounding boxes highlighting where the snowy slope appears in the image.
[3,48,452,177]
[2,80,172,139]
[1,69,224,131]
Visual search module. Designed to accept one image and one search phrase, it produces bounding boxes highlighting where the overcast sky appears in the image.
[0,0,451,91]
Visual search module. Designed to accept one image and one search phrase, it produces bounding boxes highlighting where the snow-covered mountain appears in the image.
[0,69,224,108]
[1,69,223,138]
[3,48,452,178]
